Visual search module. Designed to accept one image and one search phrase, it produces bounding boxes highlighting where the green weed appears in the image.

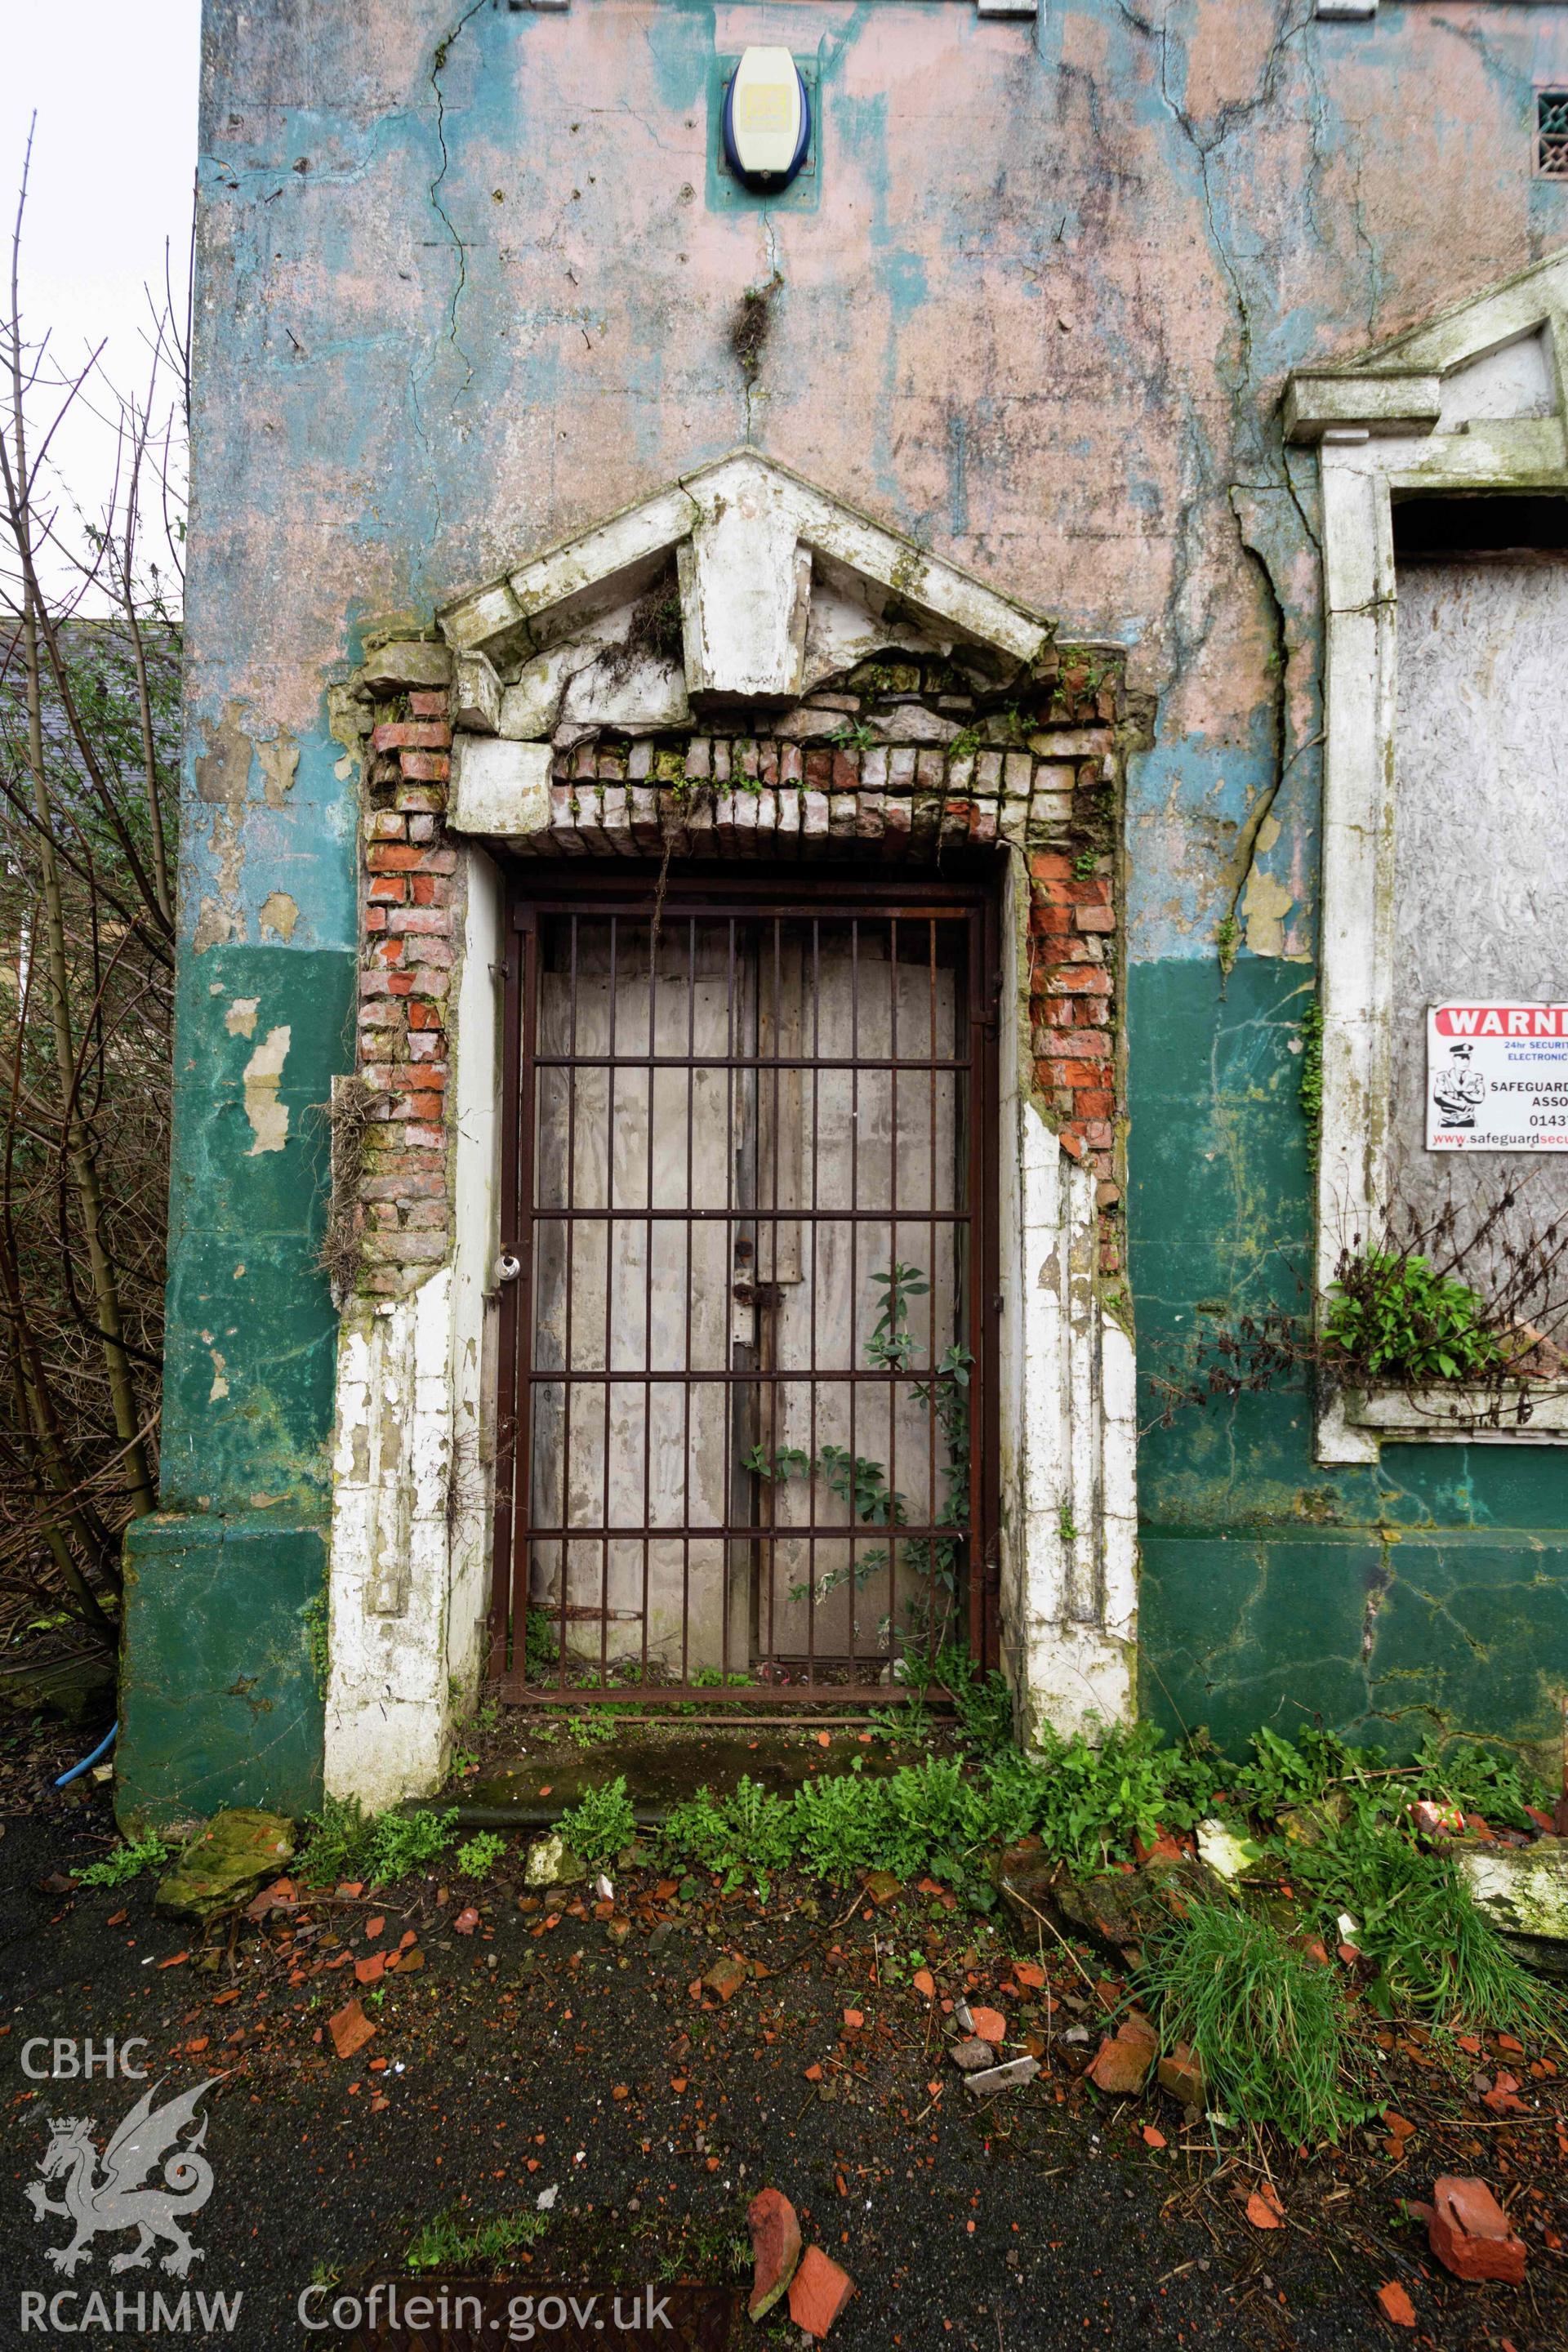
[1298,996,1324,1138]
[1142,1899,1365,2145]
[302,1591,330,1699]
[664,1775,796,1895]
[299,1795,458,1888]
[559,1775,636,1867]
[456,1831,509,1882]
[76,1830,167,1888]
[523,1610,559,1682]
[1324,1250,1501,1384]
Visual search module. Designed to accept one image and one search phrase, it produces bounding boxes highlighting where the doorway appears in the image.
[490,873,1000,1704]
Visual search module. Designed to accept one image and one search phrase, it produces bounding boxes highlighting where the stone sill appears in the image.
[1343,1381,1568,1445]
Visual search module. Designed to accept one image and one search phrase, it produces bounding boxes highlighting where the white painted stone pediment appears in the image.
[438,450,1048,737]
[1285,246,1568,447]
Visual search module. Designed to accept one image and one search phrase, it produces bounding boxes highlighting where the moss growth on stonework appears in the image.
[1298,995,1325,1140]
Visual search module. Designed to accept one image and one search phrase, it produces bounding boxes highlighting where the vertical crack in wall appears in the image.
[1120,3,1326,966]
[428,1,488,379]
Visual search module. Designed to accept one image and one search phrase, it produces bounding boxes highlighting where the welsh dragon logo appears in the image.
[26,2078,217,2278]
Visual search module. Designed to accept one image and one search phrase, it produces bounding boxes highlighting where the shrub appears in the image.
[1142,1899,1364,2144]
[559,1775,636,1868]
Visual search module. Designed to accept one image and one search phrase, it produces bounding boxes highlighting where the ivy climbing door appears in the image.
[492,874,1000,1703]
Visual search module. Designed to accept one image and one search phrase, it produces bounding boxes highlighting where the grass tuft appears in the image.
[1142,1899,1366,2145]
[405,2207,549,2274]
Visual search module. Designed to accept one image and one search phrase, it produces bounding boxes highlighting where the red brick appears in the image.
[1053,969,1112,996]
[408,1001,443,1031]
[1029,852,1075,880]
[401,1199,451,1229]
[1062,876,1111,906]
[1028,902,1072,935]
[366,844,426,872]
[1076,905,1117,934]
[1428,2176,1527,2285]
[408,690,449,718]
[1076,1089,1116,1117]
[1049,1030,1111,1058]
[368,875,408,903]
[372,938,405,966]
[394,784,446,813]
[370,720,452,753]
[387,906,452,937]
[789,2247,853,2341]
[365,906,388,933]
[399,751,450,783]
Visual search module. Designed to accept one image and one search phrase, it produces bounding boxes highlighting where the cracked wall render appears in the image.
[119,1,1568,1822]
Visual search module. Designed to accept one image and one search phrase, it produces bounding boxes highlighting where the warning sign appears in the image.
[1427,1004,1568,1151]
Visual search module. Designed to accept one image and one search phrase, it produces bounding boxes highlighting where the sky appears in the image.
[1,0,201,604]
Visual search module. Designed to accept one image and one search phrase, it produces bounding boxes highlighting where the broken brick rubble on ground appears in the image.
[1428,2174,1528,2284]
[746,2185,802,2321]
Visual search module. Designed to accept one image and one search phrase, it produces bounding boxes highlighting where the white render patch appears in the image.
[449,735,553,839]
[325,853,501,1810]
[996,862,1135,1740]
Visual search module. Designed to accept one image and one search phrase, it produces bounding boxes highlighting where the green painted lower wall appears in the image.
[119,1511,327,1828]
[1129,958,1568,1770]
[118,939,354,1829]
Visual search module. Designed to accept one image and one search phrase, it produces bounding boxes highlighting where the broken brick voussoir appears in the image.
[746,2186,803,2322]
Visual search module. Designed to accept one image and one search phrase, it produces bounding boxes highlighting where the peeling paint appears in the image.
[256,734,299,809]
[224,996,260,1039]
[259,891,300,942]
[242,1025,292,1156]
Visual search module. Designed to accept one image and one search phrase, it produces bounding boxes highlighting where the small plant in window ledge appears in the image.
[1145,1181,1568,1433]
[1323,1250,1503,1385]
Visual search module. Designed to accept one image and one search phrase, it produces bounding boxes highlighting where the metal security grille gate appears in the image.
[491,875,1000,1704]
